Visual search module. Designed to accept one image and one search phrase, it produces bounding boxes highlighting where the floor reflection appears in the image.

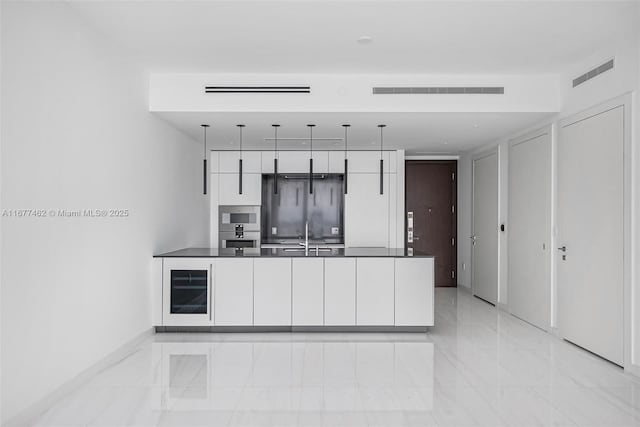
[28,288,640,426]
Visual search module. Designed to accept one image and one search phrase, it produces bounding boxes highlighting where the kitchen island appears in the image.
[152,247,434,332]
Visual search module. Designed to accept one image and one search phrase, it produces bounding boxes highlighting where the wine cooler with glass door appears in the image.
[162,259,213,326]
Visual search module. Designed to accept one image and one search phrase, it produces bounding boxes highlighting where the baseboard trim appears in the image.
[3,327,154,427]
[155,325,429,333]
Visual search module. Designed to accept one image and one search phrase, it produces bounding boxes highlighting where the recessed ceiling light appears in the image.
[443,141,449,145]
[357,36,373,45]
[473,124,479,128]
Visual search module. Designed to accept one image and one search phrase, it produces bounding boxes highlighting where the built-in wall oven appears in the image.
[219,205,261,249]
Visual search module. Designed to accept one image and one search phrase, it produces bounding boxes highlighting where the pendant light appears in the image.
[307,124,315,194]
[272,124,280,195]
[342,124,350,194]
[378,124,386,195]
[201,124,209,195]
[237,124,245,194]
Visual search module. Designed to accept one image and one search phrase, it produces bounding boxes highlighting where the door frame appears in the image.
[507,125,553,330]
[404,160,458,286]
[558,93,633,371]
[470,146,500,302]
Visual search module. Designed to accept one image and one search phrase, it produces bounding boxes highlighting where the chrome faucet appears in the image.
[299,221,309,255]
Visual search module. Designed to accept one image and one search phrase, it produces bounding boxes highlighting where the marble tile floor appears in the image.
[26,288,640,426]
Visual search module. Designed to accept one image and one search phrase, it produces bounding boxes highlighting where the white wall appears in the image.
[456,154,472,288]
[0,2,208,423]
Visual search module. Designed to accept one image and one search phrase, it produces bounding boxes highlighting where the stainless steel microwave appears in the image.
[219,205,260,233]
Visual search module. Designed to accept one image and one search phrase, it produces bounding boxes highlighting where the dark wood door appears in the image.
[405,161,457,287]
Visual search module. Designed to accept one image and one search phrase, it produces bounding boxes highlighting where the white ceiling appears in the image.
[66,0,634,153]
[156,111,555,154]
[68,0,638,74]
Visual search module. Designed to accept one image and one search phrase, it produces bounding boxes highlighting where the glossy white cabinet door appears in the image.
[292,258,324,325]
[162,258,213,326]
[209,151,220,173]
[345,173,390,247]
[347,151,391,173]
[394,258,434,326]
[218,151,261,173]
[356,258,394,325]
[217,173,261,206]
[253,258,292,326]
[214,259,253,326]
[328,151,348,174]
[388,173,398,248]
[324,258,356,325]
[261,151,276,173]
[277,151,329,173]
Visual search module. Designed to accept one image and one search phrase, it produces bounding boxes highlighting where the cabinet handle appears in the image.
[209,264,213,322]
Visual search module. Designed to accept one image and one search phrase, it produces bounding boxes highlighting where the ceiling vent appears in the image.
[573,59,614,88]
[372,86,504,95]
[205,86,310,94]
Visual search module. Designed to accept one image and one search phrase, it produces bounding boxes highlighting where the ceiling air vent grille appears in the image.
[573,59,614,88]
[205,86,310,94]
[373,86,504,95]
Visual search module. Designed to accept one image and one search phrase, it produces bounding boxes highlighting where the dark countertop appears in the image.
[153,247,434,258]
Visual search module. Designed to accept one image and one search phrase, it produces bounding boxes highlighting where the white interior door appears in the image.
[472,151,499,304]
[508,132,551,330]
[557,105,624,365]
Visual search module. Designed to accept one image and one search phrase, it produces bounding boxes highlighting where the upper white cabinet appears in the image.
[253,258,292,326]
[328,151,348,174]
[344,151,395,173]
[214,259,253,326]
[217,151,261,174]
[395,258,434,326]
[217,173,261,206]
[345,173,390,248]
[292,258,324,326]
[356,258,395,326]
[324,258,356,326]
[388,173,398,248]
[209,151,220,173]
[271,151,329,174]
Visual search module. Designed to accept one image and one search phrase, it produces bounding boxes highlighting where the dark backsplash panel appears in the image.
[261,174,344,243]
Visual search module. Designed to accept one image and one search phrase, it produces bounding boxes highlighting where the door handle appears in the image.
[558,246,567,252]
[413,236,420,240]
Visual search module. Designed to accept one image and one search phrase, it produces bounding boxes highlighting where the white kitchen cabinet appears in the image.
[218,151,261,173]
[292,258,324,325]
[328,151,348,173]
[395,258,434,326]
[217,173,261,206]
[356,258,395,325]
[209,151,220,173]
[276,151,329,173]
[388,150,397,173]
[261,151,276,173]
[214,258,253,326]
[346,151,392,173]
[388,173,398,248]
[162,258,213,326]
[345,173,390,247]
[324,258,356,325]
[253,258,292,326]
